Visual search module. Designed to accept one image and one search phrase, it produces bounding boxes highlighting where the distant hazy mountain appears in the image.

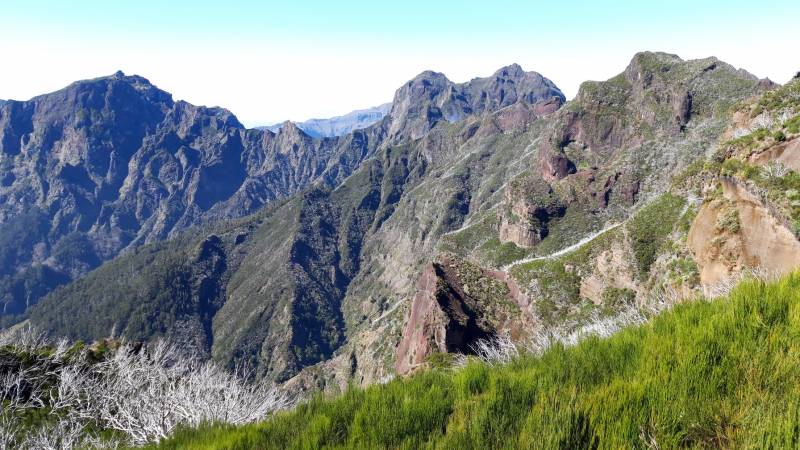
[263,103,391,138]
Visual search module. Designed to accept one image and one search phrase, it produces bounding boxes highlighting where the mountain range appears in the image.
[2,52,798,393]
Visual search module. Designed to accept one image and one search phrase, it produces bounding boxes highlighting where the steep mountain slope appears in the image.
[264,103,392,138]
[0,66,562,323]
[22,65,566,383]
[406,57,800,374]
[0,72,370,321]
[684,77,800,292]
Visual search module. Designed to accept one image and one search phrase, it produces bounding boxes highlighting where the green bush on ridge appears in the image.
[150,271,800,449]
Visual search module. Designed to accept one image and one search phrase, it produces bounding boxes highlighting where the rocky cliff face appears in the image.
[682,77,800,293]
[689,178,800,290]
[498,176,565,248]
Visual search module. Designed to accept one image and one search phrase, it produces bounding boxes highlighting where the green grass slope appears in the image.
[151,272,800,449]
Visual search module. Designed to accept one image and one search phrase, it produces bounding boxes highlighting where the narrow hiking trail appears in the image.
[501,221,623,271]
[500,194,697,272]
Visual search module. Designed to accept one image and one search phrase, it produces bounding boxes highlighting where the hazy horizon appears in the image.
[2,0,798,127]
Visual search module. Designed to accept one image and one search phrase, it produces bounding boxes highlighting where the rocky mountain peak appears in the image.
[0,70,375,319]
[60,71,171,104]
[492,63,526,79]
[622,52,759,92]
[2,72,176,144]
[277,120,311,140]
[408,70,450,84]
[538,51,766,183]
[387,65,564,142]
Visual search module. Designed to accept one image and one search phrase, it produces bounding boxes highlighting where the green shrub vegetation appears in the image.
[510,258,584,326]
[627,193,686,277]
[786,115,800,135]
[715,208,741,234]
[751,79,800,116]
[150,272,800,449]
[600,286,636,312]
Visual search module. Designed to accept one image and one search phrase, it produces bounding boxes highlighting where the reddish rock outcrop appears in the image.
[395,262,493,375]
[499,199,543,248]
[538,144,577,182]
[394,255,532,375]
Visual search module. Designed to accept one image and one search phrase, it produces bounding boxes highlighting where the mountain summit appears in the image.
[387,64,564,141]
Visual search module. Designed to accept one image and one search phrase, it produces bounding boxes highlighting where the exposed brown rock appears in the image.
[688,178,800,292]
[538,146,577,181]
[579,241,638,304]
[748,137,800,171]
[498,178,566,248]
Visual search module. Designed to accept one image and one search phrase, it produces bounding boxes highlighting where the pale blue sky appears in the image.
[1,1,798,126]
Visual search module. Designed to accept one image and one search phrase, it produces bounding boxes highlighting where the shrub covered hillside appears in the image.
[152,272,800,449]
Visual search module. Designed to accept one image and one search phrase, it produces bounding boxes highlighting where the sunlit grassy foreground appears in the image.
[152,272,800,449]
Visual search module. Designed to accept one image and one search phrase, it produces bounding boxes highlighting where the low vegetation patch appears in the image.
[627,193,686,277]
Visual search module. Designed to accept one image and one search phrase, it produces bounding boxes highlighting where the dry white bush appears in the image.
[19,418,86,450]
[778,109,794,125]
[79,341,292,445]
[706,266,777,298]
[456,303,656,368]
[639,426,661,450]
[762,162,790,179]
[0,415,21,450]
[0,325,49,352]
[562,307,648,346]
[0,330,292,448]
[469,335,519,365]
[752,114,775,130]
